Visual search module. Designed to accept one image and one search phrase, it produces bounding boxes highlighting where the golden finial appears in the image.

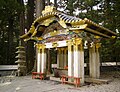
[42,6,56,15]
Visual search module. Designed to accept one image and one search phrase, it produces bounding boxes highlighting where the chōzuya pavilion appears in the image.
[20,6,117,85]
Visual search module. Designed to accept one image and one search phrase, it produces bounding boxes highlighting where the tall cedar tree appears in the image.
[26,0,35,72]
[26,0,45,73]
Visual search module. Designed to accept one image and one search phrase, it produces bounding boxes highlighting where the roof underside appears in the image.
[20,10,117,41]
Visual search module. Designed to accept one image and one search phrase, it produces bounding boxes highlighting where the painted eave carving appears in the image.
[20,6,117,41]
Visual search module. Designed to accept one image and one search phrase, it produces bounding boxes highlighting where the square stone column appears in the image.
[73,45,80,77]
[89,44,96,78]
[57,48,64,68]
[89,43,100,78]
[96,43,101,78]
[37,49,42,73]
[73,38,84,84]
[60,48,64,68]
[57,49,60,68]
[79,45,84,84]
[63,48,67,67]
[41,45,46,73]
[36,44,42,73]
[68,40,73,77]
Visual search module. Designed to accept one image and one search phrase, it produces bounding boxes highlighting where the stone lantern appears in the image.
[15,46,26,76]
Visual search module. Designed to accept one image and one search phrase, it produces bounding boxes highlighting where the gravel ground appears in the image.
[0,71,120,92]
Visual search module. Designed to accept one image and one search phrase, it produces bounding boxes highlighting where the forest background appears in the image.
[0,0,120,72]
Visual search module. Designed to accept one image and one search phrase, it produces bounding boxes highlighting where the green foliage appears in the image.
[0,0,24,65]
[57,0,120,62]
[0,0,120,65]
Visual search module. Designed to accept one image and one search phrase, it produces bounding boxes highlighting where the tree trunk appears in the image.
[46,0,50,5]
[33,0,45,72]
[18,0,25,46]
[26,0,35,73]
[7,17,14,64]
[26,0,45,73]
[54,0,57,9]
[36,0,45,18]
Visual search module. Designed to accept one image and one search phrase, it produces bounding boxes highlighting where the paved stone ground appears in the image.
[0,71,120,92]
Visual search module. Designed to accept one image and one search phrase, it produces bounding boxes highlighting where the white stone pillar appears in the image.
[89,43,100,78]
[73,38,84,84]
[58,48,62,68]
[59,48,64,68]
[89,44,96,78]
[64,48,67,67]
[37,49,41,73]
[89,47,92,77]
[36,44,42,73]
[79,44,84,84]
[57,49,60,68]
[68,41,73,77]
[41,46,46,73]
[73,45,80,77]
[96,43,100,78]
[61,48,64,68]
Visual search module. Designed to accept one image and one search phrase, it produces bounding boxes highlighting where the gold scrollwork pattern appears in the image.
[36,44,45,50]
[52,42,58,48]
[72,38,82,45]
[67,40,73,46]
[95,43,101,49]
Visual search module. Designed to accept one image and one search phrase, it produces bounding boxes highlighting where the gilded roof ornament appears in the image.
[20,5,117,41]
[42,6,56,15]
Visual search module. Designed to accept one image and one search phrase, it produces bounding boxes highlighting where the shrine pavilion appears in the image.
[20,6,117,85]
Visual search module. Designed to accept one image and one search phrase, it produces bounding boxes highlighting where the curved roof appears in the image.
[20,6,117,41]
